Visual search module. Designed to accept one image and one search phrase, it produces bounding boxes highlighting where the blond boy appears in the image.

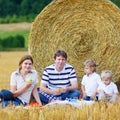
[97,70,118,102]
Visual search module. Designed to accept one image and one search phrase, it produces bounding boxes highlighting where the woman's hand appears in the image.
[38,102,42,107]
[82,92,86,98]
[11,83,32,97]
[25,82,32,89]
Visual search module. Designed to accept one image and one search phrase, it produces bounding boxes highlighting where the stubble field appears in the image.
[0,51,28,89]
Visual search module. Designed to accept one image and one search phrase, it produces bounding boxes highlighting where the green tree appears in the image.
[111,0,120,8]
[0,0,119,23]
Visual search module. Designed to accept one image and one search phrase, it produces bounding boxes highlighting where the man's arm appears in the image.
[40,82,61,95]
[60,81,78,93]
[66,81,78,91]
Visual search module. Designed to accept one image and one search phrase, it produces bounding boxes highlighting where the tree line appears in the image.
[0,35,25,50]
[0,0,119,23]
[0,0,52,23]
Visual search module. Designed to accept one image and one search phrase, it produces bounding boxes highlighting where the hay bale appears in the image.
[29,0,120,84]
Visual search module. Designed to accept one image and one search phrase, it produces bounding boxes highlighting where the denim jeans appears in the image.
[60,90,80,100]
[0,89,25,107]
[39,93,49,104]
[39,89,80,104]
[2,98,25,107]
[0,89,13,100]
[83,96,94,101]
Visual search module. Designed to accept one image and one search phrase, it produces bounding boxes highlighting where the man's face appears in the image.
[54,55,66,70]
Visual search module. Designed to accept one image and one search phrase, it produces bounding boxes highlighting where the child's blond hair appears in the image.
[101,70,113,80]
[83,59,96,72]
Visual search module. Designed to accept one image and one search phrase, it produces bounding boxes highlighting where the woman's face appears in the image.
[21,59,33,72]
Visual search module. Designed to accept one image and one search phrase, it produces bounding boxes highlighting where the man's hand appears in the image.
[60,88,67,93]
[51,89,61,96]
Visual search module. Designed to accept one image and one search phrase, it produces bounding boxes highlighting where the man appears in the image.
[39,50,80,104]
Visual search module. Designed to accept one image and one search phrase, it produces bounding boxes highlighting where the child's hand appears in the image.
[99,90,104,93]
[104,92,112,97]
[91,93,97,100]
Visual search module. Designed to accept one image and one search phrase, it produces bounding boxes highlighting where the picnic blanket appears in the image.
[45,100,94,108]
[28,99,94,108]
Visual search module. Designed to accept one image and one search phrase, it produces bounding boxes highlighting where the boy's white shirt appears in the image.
[81,72,101,96]
[97,82,118,94]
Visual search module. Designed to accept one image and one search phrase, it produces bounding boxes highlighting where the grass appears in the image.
[0,30,30,48]
[0,30,29,38]
[0,22,31,48]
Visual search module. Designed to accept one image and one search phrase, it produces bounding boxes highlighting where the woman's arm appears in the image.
[32,84,42,107]
[10,83,31,97]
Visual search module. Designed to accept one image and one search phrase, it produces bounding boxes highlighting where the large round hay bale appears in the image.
[29,0,120,84]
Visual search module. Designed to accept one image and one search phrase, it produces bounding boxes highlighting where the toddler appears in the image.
[97,70,118,102]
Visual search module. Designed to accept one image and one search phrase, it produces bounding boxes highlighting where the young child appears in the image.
[97,70,119,102]
[81,59,101,101]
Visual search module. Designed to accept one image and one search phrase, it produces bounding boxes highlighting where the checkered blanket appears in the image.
[39,91,61,101]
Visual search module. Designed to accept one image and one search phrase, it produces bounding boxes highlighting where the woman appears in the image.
[0,55,42,107]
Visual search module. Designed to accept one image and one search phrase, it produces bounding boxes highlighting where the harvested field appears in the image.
[0,22,31,31]
[0,51,28,89]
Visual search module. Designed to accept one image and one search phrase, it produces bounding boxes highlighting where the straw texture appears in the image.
[29,0,120,83]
